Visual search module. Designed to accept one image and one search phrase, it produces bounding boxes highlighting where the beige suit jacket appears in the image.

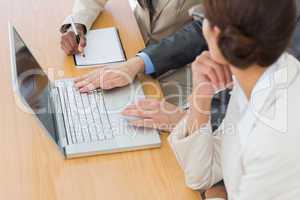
[62,0,199,43]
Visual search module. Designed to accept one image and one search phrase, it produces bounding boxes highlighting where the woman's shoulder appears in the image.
[275,53,300,91]
[279,53,300,68]
[282,53,300,93]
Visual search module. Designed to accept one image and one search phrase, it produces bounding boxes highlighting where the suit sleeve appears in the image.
[142,21,208,77]
[168,117,223,191]
[62,0,108,31]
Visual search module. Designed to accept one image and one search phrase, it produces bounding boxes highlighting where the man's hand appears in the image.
[187,51,233,134]
[74,57,145,92]
[122,99,186,132]
[61,24,86,55]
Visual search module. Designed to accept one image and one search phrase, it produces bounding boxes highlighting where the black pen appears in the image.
[70,16,85,57]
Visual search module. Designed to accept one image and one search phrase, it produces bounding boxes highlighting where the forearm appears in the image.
[186,97,212,135]
[168,116,223,190]
[61,0,107,32]
[142,21,208,77]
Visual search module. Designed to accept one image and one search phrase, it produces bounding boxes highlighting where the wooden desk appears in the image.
[0,0,200,199]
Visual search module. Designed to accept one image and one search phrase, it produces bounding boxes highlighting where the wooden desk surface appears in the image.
[0,0,200,199]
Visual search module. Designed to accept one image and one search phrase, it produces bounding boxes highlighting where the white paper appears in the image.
[75,27,126,67]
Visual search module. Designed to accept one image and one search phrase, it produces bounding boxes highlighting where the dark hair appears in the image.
[203,0,297,68]
[138,0,155,19]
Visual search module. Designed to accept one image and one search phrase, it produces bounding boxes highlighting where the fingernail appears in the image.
[79,88,86,93]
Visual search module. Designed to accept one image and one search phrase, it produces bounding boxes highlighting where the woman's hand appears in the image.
[74,57,145,92]
[122,99,186,132]
[192,51,232,97]
[187,51,232,134]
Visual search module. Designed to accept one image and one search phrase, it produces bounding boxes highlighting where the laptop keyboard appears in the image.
[55,81,116,145]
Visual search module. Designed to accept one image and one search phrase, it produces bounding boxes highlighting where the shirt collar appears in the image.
[250,53,299,113]
[233,53,299,114]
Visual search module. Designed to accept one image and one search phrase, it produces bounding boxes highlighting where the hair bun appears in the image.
[219,25,260,67]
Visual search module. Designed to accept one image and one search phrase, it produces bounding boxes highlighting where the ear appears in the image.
[213,26,221,38]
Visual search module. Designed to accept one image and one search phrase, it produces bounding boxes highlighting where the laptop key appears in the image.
[63,87,78,144]
[81,93,97,142]
[98,134,105,141]
[67,86,83,143]
[58,85,76,144]
[105,131,114,140]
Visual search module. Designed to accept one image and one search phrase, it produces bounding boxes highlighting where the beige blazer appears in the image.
[134,0,200,43]
[62,0,200,43]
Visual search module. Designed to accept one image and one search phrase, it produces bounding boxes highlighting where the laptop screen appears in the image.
[11,27,59,145]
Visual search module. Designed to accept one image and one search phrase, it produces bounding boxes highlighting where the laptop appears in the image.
[8,24,161,159]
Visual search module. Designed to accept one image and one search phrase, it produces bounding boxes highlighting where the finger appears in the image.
[67,35,79,54]
[203,59,226,88]
[75,80,90,90]
[201,65,219,87]
[86,78,103,91]
[61,39,74,55]
[121,100,158,113]
[201,57,225,85]
[129,119,157,129]
[124,99,160,112]
[64,39,77,55]
[74,69,100,83]
[74,73,90,83]
[125,99,159,110]
[78,35,86,52]
[75,74,97,89]
[122,102,139,110]
[223,66,233,87]
[136,99,160,110]
[101,77,128,90]
[77,70,101,87]
[61,44,73,55]
[79,82,97,93]
[122,108,154,118]
[129,119,171,131]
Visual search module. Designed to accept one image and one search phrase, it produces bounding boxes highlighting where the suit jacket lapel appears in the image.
[135,3,151,40]
[144,8,152,33]
[151,0,171,25]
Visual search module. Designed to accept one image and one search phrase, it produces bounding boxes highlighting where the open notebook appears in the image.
[74,27,126,68]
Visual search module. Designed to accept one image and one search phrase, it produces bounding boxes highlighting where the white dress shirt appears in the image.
[168,53,300,199]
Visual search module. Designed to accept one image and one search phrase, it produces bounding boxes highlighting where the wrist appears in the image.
[187,108,210,135]
[131,56,145,74]
[189,95,212,115]
[123,57,145,80]
[187,96,212,135]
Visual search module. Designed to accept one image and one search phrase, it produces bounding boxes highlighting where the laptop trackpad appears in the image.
[102,81,145,113]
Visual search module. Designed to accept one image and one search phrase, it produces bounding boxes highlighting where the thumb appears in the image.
[78,35,86,52]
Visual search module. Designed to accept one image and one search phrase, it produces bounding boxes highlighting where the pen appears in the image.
[70,16,85,57]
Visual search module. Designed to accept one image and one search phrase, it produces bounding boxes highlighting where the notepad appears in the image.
[74,27,126,68]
